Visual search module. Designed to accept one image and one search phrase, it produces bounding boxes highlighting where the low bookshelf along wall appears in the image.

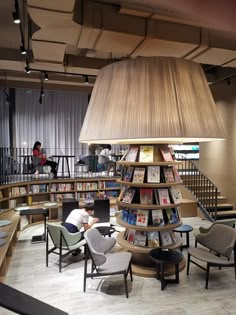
[116,144,186,277]
[0,177,120,224]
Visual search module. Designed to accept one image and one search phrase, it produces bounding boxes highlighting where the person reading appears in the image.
[64,204,99,235]
[32,141,57,177]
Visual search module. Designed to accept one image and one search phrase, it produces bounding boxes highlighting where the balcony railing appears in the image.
[177,157,217,222]
[0,145,127,185]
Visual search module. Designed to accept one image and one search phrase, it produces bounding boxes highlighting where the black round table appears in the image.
[173,224,193,250]
[149,248,183,290]
[95,226,115,237]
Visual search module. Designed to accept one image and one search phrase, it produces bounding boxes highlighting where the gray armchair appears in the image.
[46,223,86,272]
[84,228,133,298]
[187,224,236,289]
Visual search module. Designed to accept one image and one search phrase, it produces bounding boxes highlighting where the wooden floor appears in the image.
[1,217,236,315]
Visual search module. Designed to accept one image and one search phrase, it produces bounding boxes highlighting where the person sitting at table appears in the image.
[64,204,99,235]
[32,141,57,177]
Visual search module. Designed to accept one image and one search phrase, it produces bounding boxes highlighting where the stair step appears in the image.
[215,210,236,219]
[206,203,234,211]
[198,196,227,204]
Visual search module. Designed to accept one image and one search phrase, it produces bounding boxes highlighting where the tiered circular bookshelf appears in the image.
[116,144,186,277]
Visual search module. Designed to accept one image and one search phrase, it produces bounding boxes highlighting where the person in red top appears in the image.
[32,141,57,177]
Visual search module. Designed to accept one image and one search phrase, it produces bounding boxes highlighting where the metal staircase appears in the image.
[177,159,236,222]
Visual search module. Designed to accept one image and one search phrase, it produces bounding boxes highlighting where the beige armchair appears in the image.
[187,224,236,289]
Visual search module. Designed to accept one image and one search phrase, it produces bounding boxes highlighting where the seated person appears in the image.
[97,144,115,172]
[32,141,57,177]
[64,204,99,236]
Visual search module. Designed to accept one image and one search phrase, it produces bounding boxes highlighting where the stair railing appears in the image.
[177,156,218,222]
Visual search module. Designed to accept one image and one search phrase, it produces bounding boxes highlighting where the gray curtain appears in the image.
[0,87,10,147]
[14,88,89,158]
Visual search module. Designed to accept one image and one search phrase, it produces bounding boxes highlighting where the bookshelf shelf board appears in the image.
[117,201,181,209]
[0,198,9,202]
[117,231,183,253]
[116,215,182,232]
[9,194,28,199]
[29,192,49,195]
[117,161,182,166]
[101,187,120,191]
[117,180,182,187]
[50,190,75,193]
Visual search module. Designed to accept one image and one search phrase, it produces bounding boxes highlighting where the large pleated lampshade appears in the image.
[79,57,225,144]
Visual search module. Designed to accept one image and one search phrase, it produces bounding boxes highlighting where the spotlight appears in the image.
[25,63,31,74]
[20,45,26,55]
[85,76,89,84]
[12,11,20,24]
[44,72,49,81]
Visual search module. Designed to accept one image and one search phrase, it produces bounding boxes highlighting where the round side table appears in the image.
[149,248,183,290]
[95,226,115,237]
[173,224,193,251]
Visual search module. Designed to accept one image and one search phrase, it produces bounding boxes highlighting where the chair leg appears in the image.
[84,245,89,292]
[187,253,191,275]
[129,263,133,282]
[59,232,62,273]
[124,272,129,298]
[206,264,210,289]
[46,229,49,267]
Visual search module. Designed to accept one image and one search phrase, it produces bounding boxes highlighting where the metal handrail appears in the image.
[177,156,217,222]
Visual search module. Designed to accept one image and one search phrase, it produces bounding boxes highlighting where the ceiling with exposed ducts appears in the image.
[0,0,236,92]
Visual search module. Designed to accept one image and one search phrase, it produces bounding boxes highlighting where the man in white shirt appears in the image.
[64,204,99,234]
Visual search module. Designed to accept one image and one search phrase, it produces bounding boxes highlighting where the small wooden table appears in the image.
[52,155,75,178]
[149,248,183,290]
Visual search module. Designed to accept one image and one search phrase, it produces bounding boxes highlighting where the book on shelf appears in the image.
[136,209,149,227]
[139,145,154,162]
[162,167,175,183]
[123,166,134,182]
[119,186,127,200]
[151,209,164,226]
[19,186,27,195]
[148,231,160,247]
[160,146,173,162]
[120,150,128,161]
[133,231,147,247]
[121,209,129,222]
[125,147,139,162]
[164,208,174,224]
[127,209,137,225]
[158,188,171,205]
[153,189,159,205]
[122,188,136,204]
[160,231,174,246]
[171,207,180,224]
[0,190,3,199]
[127,229,136,243]
[169,187,182,204]
[147,166,160,183]
[132,167,145,184]
[172,166,182,183]
[140,188,153,205]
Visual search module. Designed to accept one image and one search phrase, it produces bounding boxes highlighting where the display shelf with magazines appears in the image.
[116,144,185,277]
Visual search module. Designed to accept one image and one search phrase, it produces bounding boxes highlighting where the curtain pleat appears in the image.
[15,88,89,159]
[0,88,10,147]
